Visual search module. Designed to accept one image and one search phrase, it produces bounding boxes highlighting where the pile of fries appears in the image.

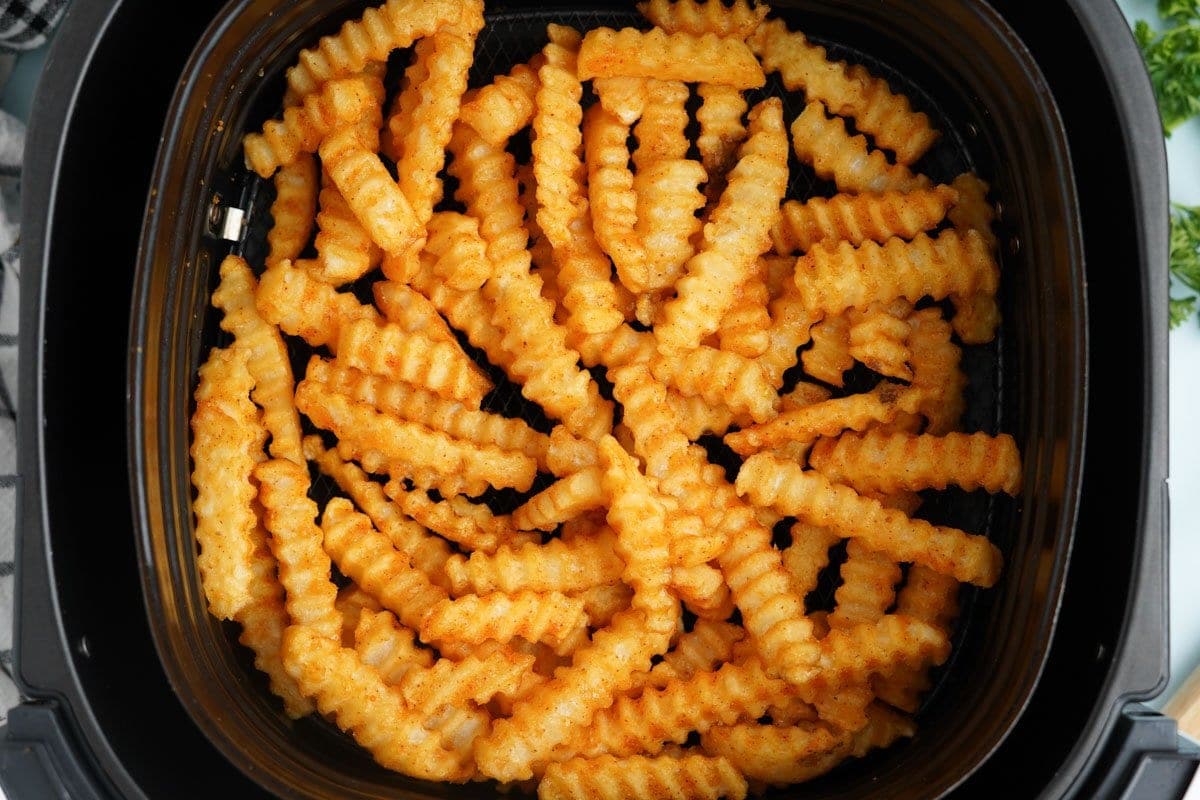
[189,0,1021,796]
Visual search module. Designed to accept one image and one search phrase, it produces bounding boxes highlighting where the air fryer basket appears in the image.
[129,1,1086,798]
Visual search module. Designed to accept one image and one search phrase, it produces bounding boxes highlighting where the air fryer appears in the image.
[0,1,1194,799]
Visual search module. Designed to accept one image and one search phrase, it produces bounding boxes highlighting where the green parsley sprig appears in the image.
[1136,1,1200,135]
[1171,204,1200,328]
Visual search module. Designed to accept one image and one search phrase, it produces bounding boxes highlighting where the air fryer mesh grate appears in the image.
[199,4,1004,737]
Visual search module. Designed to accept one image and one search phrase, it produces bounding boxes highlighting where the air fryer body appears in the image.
[0,1,1194,799]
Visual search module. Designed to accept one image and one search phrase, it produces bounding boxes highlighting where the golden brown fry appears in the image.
[282,0,465,104]
[319,125,422,257]
[790,101,930,194]
[751,19,939,165]
[306,358,562,473]
[244,74,383,178]
[295,379,537,495]
[337,584,385,647]
[783,522,841,602]
[321,498,448,631]
[254,459,341,641]
[671,564,736,621]
[190,345,267,620]
[637,159,708,291]
[794,231,999,317]
[475,609,674,782]
[534,26,626,336]
[336,317,490,407]
[656,99,788,351]
[371,280,462,347]
[420,590,588,651]
[584,104,647,292]
[828,540,901,631]
[281,626,472,782]
[736,452,1003,587]
[255,259,380,349]
[633,80,690,170]
[656,620,746,684]
[872,565,960,712]
[578,27,765,89]
[266,155,318,268]
[639,0,767,39]
[305,436,453,589]
[696,83,749,204]
[717,272,771,359]
[353,607,434,685]
[907,307,967,435]
[460,55,546,146]
[760,282,817,388]
[539,754,749,800]
[593,75,648,125]
[847,300,914,381]
[384,480,535,554]
[649,346,779,424]
[513,467,607,532]
[444,527,624,596]
[211,255,304,465]
[390,16,481,226]
[666,392,752,440]
[724,382,923,456]
[948,173,1002,344]
[772,186,959,255]
[422,211,491,292]
[309,181,382,285]
[810,430,1023,495]
[801,314,852,387]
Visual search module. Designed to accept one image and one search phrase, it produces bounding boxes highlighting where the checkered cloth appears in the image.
[0,0,65,52]
[0,0,61,724]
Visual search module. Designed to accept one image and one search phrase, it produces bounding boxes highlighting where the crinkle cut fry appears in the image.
[512,466,607,532]
[534,26,625,336]
[384,480,536,555]
[771,185,959,255]
[717,271,771,359]
[827,539,901,631]
[419,590,588,651]
[751,18,939,165]
[736,452,1003,587]
[872,565,960,712]
[809,430,1024,496]
[539,754,749,800]
[390,11,482,226]
[793,230,999,318]
[700,704,914,787]
[282,0,465,105]
[304,436,452,589]
[321,498,448,632]
[578,27,765,89]
[448,122,613,440]
[475,608,673,782]
[211,255,304,465]
[281,626,472,781]
[638,158,709,292]
[371,280,462,347]
[633,79,689,170]
[459,55,545,146]
[420,211,491,292]
[724,382,923,456]
[189,345,267,620]
[320,125,422,258]
[760,281,817,389]
[443,527,623,596]
[948,173,1002,344]
[244,73,383,178]
[336,316,490,407]
[696,83,749,203]
[638,0,767,39]
[649,346,779,424]
[907,306,967,436]
[408,255,512,373]
[655,98,789,352]
[847,300,914,381]
[266,155,318,268]
[295,378,537,494]
[790,100,930,195]
[353,608,434,686]
[310,181,382,286]
[801,313,853,387]
[254,459,341,641]
[255,259,380,349]
[584,103,647,293]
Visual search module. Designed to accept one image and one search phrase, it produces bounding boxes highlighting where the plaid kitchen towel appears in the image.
[0,0,65,52]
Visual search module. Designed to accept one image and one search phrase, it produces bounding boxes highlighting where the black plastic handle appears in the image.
[0,702,108,799]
